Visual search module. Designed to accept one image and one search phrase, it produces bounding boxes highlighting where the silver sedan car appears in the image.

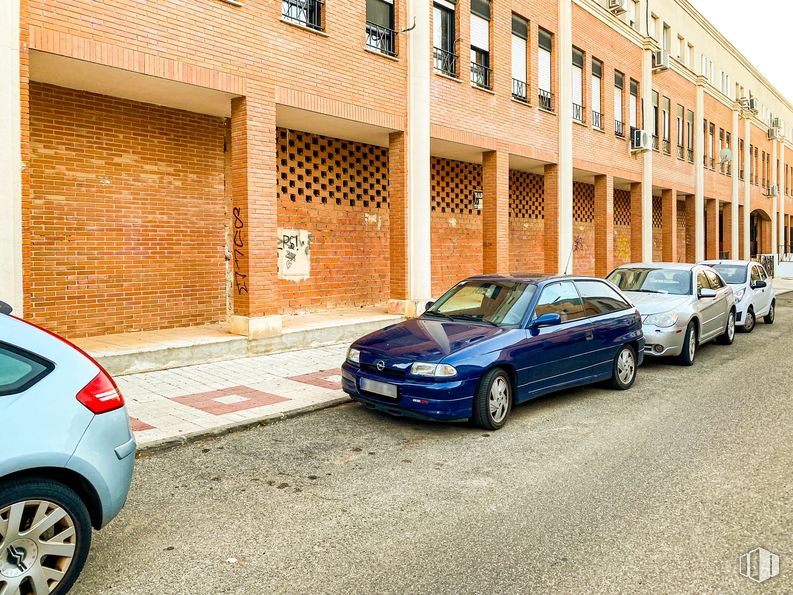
[607,263,736,365]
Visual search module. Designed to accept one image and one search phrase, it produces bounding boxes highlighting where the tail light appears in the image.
[76,370,125,414]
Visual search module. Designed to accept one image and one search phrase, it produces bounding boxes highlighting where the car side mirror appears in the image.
[530,313,562,329]
[752,280,767,289]
[425,301,435,310]
[0,301,12,315]
[699,288,717,299]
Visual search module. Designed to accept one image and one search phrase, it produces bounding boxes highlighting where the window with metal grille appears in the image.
[511,14,529,102]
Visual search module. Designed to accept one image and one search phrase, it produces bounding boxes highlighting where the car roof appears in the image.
[700,259,751,266]
[464,273,612,285]
[614,262,697,271]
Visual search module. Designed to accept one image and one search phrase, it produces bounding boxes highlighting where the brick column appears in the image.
[722,202,733,258]
[685,195,697,262]
[482,148,510,274]
[543,163,560,273]
[229,96,281,339]
[705,198,719,259]
[388,132,408,303]
[661,188,677,262]
[594,174,614,276]
[630,182,644,262]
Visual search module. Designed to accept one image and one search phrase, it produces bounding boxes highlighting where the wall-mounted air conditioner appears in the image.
[608,0,628,15]
[632,129,652,152]
[652,50,669,72]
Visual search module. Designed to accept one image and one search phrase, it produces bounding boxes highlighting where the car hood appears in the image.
[353,317,506,361]
[625,292,691,316]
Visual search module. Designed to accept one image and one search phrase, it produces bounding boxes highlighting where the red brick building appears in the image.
[2,0,792,340]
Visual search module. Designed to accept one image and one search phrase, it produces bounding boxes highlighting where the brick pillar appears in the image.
[685,195,697,262]
[544,163,560,273]
[661,188,677,262]
[594,174,614,276]
[482,148,510,274]
[229,96,281,338]
[630,182,643,262]
[388,132,408,301]
[705,198,719,259]
[722,202,733,258]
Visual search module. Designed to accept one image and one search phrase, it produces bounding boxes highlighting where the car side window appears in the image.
[758,266,768,281]
[704,270,723,289]
[750,265,762,283]
[0,342,53,396]
[696,271,711,293]
[574,281,631,316]
[533,281,585,323]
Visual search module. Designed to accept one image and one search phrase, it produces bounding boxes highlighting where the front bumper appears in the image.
[733,300,749,327]
[641,323,687,357]
[341,362,477,421]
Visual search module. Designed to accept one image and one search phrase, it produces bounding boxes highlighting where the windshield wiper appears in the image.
[423,310,453,321]
[449,314,499,327]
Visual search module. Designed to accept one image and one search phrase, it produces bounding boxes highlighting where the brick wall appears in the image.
[573,182,595,275]
[509,170,545,274]
[27,83,226,338]
[430,158,483,296]
[276,129,390,311]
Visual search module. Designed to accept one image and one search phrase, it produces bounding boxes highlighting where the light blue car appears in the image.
[0,301,135,594]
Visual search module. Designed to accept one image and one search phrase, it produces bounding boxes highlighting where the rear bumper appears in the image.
[67,407,135,528]
[341,362,477,421]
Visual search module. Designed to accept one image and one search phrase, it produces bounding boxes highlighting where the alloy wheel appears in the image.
[689,329,696,360]
[0,500,77,594]
[727,312,735,341]
[489,377,510,424]
[617,349,635,385]
[745,310,755,331]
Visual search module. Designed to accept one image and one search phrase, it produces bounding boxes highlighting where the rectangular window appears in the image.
[470,0,491,89]
[538,28,553,110]
[725,132,731,175]
[688,44,695,71]
[433,0,457,76]
[676,104,684,159]
[629,79,639,130]
[662,23,671,53]
[649,15,658,40]
[282,0,323,30]
[629,0,639,30]
[591,58,602,129]
[572,47,584,123]
[511,14,529,102]
[762,151,766,187]
[686,110,694,162]
[366,0,396,56]
[708,123,715,169]
[652,91,659,149]
[739,139,745,180]
[678,35,685,64]
[662,96,670,153]
[614,71,625,137]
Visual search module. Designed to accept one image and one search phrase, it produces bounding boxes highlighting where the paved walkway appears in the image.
[121,343,348,449]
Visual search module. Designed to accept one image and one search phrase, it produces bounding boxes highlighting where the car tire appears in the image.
[0,478,92,595]
[742,307,755,333]
[764,300,776,324]
[717,309,736,345]
[609,344,637,390]
[471,368,512,431]
[677,321,697,366]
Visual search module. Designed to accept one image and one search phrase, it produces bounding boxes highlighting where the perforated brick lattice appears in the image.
[431,157,482,215]
[509,171,544,219]
[277,128,388,208]
[677,201,687,227]
[615,189,631,226]
[652,196,663,228]
[573,183,595,223]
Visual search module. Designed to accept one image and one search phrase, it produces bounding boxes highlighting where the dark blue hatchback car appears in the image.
[342,275,644,429]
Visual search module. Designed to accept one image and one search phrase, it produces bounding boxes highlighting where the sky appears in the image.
[689,0,791,102]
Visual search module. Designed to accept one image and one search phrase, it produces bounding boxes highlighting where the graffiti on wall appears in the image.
[232,207,248,295]
[277,229,312,281]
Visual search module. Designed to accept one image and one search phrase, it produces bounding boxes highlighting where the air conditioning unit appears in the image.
[631,129,652,152]
[652,50,669,72]
[749,97,760,114]
[608,0,628,15]
[769,127,781,141]
[772,117,784,130]
[767,184,779,198]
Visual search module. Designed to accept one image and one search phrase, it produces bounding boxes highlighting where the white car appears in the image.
[700,260,775,332]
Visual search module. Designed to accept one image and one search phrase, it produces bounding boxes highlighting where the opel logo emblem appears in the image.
[376,360,386,372]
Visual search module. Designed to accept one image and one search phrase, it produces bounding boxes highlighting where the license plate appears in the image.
[359,378,398,399]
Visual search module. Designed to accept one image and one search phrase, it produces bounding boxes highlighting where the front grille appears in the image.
[361,363,406,380]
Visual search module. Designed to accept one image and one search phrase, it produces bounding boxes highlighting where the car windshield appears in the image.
[425,280,537,327]
[607,268,692,296]
[711,264,747,284]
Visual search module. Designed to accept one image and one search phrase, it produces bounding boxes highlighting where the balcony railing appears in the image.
[592,111,603,130]
[662,139,671,154]
[365,22,397,57]
[470,61,492,90]
[538,89,554,111]
[282,0,323,30]
[687,148,694,162]
[615,120,625,137]
[572,103,585,123]
[433,47,457,77]
[709,157,715,169]
[652,135,659,150]
[512,79,529,103]
[677,144,684,159]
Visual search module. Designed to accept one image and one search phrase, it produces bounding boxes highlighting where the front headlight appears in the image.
[735,288,746,302]
[346,347,360,364]
[409,362,457,378]
[645,311,679,328]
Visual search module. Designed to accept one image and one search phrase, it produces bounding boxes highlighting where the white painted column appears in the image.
[406,0,432,304]
[557,0,573,273]
[0,0,23,313]
[694,77,706,261]
[743,114,752,259]
[640,39,653,260]
[731,105,740,257]
[780,140,786,256]
[771,138,778,257]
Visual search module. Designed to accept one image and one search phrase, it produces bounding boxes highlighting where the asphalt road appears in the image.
[74,295,793,594]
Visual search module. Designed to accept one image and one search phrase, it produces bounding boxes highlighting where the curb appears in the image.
[135,396,352,457]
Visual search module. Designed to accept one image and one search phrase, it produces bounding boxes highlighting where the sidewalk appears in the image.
[121,343,350,450]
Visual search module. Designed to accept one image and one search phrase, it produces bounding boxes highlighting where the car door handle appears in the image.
[585,330,594,341]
